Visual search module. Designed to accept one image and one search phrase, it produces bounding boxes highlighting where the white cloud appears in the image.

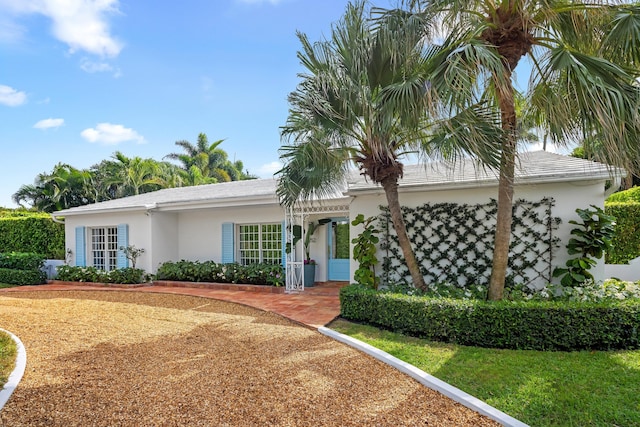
[0,0,123,57]
[80,58,121,76]
[81,122,145,145]
[34,117,64,129]
[258,161,282,177]
[0,84,27,106]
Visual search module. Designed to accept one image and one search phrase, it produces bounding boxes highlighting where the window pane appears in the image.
[239,223,282,266]
[91,226,119,271]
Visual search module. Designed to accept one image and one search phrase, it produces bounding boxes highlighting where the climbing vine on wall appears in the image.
[379,198,561,288]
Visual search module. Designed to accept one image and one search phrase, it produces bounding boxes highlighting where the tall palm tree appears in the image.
[101,152,167,197]
[394,0,640,299]
[165,133,255,183]
[277,1,501,290]
[12,163,95,212]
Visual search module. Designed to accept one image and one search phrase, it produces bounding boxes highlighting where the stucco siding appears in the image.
[176,205,286,263]
[63,211,152,271]
[150,212,179,273]
[349,180,606,287]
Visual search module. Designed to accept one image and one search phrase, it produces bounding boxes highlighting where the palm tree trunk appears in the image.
[381,176,427,291]
[488,76,517,301]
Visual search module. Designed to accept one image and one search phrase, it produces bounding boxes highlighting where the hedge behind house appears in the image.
[0,213,65,259]
[339,285,640,351]
[605,202,640,264]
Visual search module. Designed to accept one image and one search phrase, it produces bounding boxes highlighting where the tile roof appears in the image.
[54,151,617,216]
[347,151,616,192]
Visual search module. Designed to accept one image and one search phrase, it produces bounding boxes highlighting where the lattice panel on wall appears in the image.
[379,198,561,288]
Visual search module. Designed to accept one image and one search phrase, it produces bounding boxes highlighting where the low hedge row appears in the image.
[0,252,45,271]
[0,268,46,286]
[156,260,285,287]
[339,285,640,351]
[56,266,148,284]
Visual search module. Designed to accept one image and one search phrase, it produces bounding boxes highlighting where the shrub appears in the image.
[606,186,640,203]
[56,265,149,284]
[0,252,46,271]
[340,285,640,351]
[0,214,65,259]
[553,206,615,286]
[605,202,640,264]
[0,268,46,286]
[155,260,285,286]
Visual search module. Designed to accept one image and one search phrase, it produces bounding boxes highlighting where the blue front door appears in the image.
[328,218,350,281]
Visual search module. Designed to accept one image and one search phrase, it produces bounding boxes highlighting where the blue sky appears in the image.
[0,0,403,208]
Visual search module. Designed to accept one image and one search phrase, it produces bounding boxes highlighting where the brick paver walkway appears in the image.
[0,281,347,328]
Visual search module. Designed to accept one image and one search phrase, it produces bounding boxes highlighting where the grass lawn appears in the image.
[0,331,17,390]
[330,318,640,427]
[0,284,16,289]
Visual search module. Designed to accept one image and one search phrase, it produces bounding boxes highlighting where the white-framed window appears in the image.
[90,226,118,271]
[238,223,282,265]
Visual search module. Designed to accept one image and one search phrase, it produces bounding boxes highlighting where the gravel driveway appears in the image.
[0,291,497,426]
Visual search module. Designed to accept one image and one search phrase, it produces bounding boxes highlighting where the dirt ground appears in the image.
[0,291,498,426]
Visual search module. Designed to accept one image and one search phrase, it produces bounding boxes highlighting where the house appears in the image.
[52,151,621,291]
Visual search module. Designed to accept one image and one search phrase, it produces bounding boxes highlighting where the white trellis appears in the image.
[284,202,350,293]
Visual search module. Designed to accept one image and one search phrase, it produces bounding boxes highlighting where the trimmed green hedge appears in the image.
[0,252,45,271]
[606,202,640,264]
[340,285,640,351]
[56,266,148,284]
[0,268,46,286]
[156,260,285,286]
[0,215,65,259]
[607,186,640,203]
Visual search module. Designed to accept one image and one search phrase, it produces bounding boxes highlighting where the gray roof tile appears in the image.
[54,151,617,215]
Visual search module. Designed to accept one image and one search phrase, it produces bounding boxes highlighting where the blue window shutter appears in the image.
[75,226,86,267]
[281,220,286,268]
[116,223,129,268]
[221,222,235,263]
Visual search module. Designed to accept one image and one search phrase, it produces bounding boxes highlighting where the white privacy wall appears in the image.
[349,178,608,286]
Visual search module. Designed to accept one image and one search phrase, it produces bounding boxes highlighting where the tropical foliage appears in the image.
[276,1,501,291]
[13,133,256,212]
[381,0,640,299]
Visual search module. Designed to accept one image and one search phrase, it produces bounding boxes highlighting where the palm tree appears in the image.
[394,0,640,299]
[165,133,256,183]
[276,1,501,291]
[100,152,167,197]
[13,163,95,212]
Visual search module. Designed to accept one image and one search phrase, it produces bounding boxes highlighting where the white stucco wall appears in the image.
[349,179,608,287]
[63,210,153,272]
[149,212,179,272]
[176,204,286,264]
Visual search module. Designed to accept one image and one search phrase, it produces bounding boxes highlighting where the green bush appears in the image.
[156,260,285,286]
[0,215,65,259]
[606,186,640,203]
[0,252,46,271]
[0,268,46,286]
[56,265,149,284]
[340,285,640,351]
[605,202,640,264]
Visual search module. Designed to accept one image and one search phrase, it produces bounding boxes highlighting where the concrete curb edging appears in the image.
[319,326,529,427]
[0,328,27,411]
